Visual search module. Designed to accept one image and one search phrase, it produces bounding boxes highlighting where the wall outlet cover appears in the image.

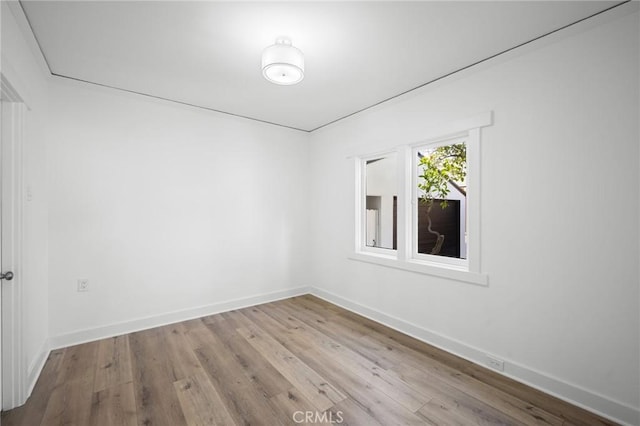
[77,279,89,292]
[486,355,505,371]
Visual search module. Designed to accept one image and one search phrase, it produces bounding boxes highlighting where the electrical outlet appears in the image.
[486,355,504,371]
[77,278,89,292]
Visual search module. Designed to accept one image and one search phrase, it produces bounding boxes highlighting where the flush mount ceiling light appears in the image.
[262,37,304,85]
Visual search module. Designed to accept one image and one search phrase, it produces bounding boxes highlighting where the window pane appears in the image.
[416,142,467,259]
[365,154,397,250]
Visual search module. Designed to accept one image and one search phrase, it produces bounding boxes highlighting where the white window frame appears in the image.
[351,112,492,286]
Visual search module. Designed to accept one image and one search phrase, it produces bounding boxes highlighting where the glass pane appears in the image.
[416,142,467,259]
[365,154,397,250]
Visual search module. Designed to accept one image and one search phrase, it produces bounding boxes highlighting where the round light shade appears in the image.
[262,37,304,85]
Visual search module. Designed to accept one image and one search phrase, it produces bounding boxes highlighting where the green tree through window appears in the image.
[417,143,466,255]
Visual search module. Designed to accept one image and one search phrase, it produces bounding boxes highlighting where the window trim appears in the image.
[351,112,492,286]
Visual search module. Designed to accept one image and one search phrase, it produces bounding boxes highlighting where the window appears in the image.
[413,138,467,267]
[362,153,397,253]
[352,112,491,285]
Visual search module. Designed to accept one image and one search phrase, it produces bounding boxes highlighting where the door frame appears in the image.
[1,72,26,410]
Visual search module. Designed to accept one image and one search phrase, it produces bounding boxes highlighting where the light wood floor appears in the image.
[2,295,616,426]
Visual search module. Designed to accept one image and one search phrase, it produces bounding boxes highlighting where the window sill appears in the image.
[349,252,488,286]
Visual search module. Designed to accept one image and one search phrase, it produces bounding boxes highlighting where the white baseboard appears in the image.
[26,338,50,398]
[310,287,640,426]
[49,286,311,350]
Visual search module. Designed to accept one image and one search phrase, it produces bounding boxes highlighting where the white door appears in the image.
[0,88,26,410]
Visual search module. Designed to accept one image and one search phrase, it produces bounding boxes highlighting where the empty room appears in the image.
[1,1,638,425]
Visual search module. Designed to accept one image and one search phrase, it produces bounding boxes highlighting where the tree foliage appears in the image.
[418,143,466,208]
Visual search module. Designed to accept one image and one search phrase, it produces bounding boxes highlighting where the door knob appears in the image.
[0,271,14,281]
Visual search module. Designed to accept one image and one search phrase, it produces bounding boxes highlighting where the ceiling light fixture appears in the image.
[262,37,304,85]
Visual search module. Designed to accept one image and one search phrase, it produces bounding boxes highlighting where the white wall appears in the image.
[309,8,639,425]
[46,78,309,341]
[1,0,50,394]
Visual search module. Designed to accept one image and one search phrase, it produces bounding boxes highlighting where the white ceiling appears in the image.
[21,1,622,132]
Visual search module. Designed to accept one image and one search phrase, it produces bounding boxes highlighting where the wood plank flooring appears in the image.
[1,295,617,426]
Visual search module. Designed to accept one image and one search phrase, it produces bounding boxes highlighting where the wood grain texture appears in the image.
[1,295,617,426]
[236,324,346,412]
[89,382,138,426]
[174,372,236,426]
[189,321,287,426]
[129,327,188,426]
[94,335,133,392]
